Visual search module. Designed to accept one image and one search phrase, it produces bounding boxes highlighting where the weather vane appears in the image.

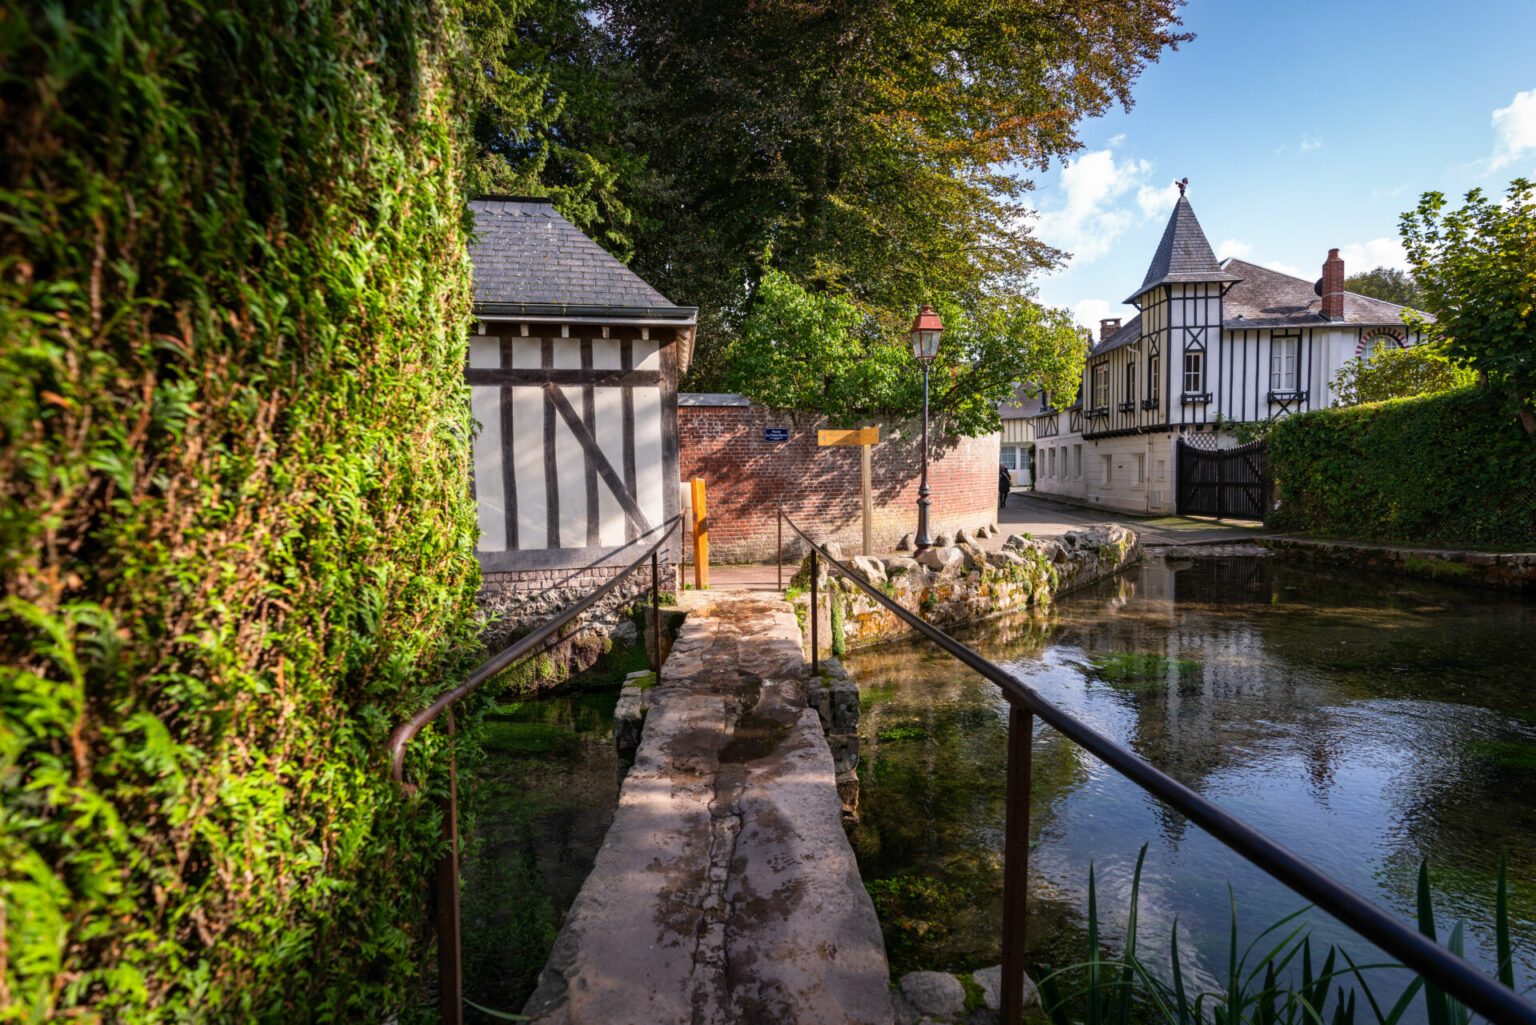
[1175,177,1190,197]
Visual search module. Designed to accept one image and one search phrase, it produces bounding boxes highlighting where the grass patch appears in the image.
[960,973,987,1013]
[480,721,581,758]
[1470,739,1536,772]
[876,723,928,742]
[1088,652,1202,687]
[1402,555,1476,580]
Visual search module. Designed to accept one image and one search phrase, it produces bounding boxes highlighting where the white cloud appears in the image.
[1216,238,1252,260]
[1035,149,1154,263]
[1490,88,1536,170]
[1072,298,1115,332]
[1264,261,1307,280]
[1339,237,1408,271]
[1137,182,1179,219]
[1299,135,1323,153]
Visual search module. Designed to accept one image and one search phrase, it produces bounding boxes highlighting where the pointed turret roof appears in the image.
[1124,193,1240,303]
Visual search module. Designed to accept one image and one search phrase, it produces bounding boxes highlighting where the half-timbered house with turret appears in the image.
[1031,185,1428,517]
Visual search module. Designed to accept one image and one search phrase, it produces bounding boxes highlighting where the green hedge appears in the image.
[1268,387,1536,547]
[0,3,480,1022]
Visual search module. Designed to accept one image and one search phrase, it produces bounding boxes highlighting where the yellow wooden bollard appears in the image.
[690,477,709,589]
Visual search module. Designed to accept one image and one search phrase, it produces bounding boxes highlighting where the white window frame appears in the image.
[1271,336,1298,392]
[1183,350,1204,393]
[1092,363,1109,408]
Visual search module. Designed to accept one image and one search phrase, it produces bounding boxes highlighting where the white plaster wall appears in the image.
[1030,431,1176,515]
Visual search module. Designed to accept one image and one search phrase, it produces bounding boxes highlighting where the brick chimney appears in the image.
[1099,317,1122,341]
[1321,248,1345,320]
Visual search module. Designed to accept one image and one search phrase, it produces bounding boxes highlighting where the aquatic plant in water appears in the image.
[1037,847,1522,1025]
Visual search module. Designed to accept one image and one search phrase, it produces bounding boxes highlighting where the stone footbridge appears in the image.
[523,591,892,1025]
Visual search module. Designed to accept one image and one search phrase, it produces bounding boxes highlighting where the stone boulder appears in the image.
[955,542,988,572]
[899,971,967,1019]
[932,532,951,547]
[849,554,888,588]
[896,532,915,552]
[985,549,1025,569]
[954,527,977,546]
[884,556,920,577]
[971,964,1038,1011]
[914,546,962,573]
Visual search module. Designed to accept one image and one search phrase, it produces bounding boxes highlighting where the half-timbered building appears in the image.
[465,197,695,591]
[1031,186,1427,515]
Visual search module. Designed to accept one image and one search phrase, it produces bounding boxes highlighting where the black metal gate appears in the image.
[1176,438,1270,521]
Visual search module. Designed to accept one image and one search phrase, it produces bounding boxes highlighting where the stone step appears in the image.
[523,593,892,1025]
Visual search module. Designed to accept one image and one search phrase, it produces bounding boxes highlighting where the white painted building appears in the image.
[1032,188,1426,516]
[465,197,695,587]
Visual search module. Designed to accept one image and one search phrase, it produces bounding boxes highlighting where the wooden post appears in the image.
[860,440,873,557]
[690,477,709,589]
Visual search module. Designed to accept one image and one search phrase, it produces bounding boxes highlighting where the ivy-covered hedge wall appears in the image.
[1,2,480,1021]
[1268,387,1536,547]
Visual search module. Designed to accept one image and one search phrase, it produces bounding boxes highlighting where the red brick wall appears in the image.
[678,399,1001,563]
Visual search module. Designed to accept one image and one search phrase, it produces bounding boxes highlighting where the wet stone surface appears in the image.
[523,592,892,1025]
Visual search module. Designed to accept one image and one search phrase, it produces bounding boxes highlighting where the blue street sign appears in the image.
[764,427,790,442]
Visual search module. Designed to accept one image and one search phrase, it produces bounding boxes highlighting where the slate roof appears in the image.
[1221,259,1429,328]
[1087,313,1144,358]
[998,382,1045,419]
[1126,195,1241,302]
[467,197,696,321]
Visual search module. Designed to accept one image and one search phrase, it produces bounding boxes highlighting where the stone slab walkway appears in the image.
[523,592,892,1025]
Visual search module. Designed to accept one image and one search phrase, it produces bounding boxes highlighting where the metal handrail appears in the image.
[780,510,1536,1025]
[386,515,681,783]
[389,515,680,1025]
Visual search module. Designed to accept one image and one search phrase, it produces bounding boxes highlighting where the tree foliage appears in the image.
[1331,343,1475,406]
[461,0,638,254]
[1400,178,1536,432]
[0,2,479,1020]
[1344,266,1422,308]
[588,0,1191,377]
[1269,388,1536,547]
[719,270,1088,436]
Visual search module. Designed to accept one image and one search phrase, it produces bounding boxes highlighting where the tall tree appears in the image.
[1401,178,1536,433]
[591,0,1191,380]
[1344,266,1422,308]
[462,0,638,252]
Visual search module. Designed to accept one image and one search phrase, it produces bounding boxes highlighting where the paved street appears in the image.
[700,491,1270,591]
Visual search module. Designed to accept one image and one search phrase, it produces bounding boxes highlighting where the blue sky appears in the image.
[1025,0,1536,331]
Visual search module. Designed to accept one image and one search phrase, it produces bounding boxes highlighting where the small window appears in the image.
[1049,448,1057,477]
[1271,336,1298,392]
[1101,454,1113,486]
[1093,363,1109,407]
[1149,354,1160,401]
[1073,444,1083,479]
[1001,446,1017,471]
[1135,453,1146,485]
[1183,350,1205,393]
[1125,359,1136,403]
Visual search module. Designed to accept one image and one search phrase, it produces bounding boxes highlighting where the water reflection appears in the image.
[846,557,1536,1010]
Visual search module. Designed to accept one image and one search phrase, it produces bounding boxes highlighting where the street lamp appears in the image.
[909,304,944,550]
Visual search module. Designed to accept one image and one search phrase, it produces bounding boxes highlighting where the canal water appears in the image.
[845,555,1536,1011]
[458,688,622,1022]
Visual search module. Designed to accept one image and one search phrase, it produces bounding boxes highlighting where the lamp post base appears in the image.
[914,490,932,551]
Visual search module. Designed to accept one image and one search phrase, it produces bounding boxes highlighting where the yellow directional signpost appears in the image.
[818,426,880,556]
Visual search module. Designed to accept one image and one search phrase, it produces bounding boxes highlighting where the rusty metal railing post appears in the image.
[776,509,783,592]
[651,549,661,673]
[1000,702,1034,1025]
[809,547,819,675]
[435,710,463,1025]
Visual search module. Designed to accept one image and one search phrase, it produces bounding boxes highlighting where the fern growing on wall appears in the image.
[0,2,481,1020]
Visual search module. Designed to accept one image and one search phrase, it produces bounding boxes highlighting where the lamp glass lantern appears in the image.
[910,305,944,364]
[909,304,944,549]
